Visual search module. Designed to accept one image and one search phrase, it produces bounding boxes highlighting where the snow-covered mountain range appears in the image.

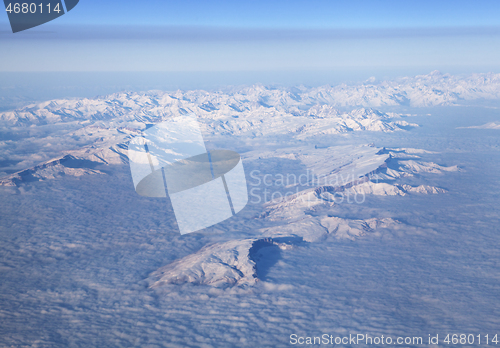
[146,145,457,288]
[2,70,496,179]
[2,71,500,129]
[458,121,500,130]
[0,71,472,289]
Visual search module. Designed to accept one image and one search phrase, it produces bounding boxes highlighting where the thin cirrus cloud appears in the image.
[3,25,500,41]
[1,25,500,72]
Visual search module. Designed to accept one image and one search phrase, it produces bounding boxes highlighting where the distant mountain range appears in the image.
[2,71,500,129]
[3,70,497,177]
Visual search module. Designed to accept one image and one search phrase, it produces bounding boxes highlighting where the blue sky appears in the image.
[1,0,500,82]
[1,0,498,29]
